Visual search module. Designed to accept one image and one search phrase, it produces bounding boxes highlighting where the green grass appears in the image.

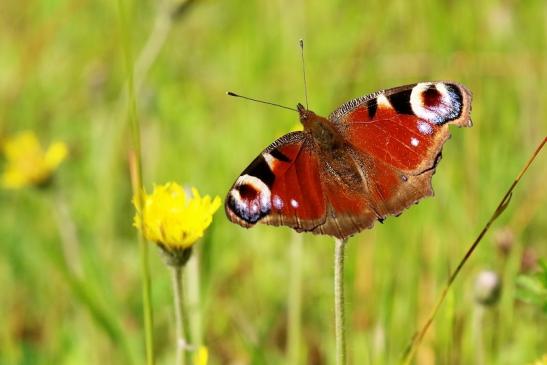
[0,0,546,364]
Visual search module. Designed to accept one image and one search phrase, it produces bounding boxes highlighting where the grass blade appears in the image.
[402,137,546,365]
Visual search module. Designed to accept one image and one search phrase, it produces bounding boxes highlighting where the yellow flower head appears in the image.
[529,354,547,365]
[133,183,221,250]
[1,131,68,189]
[193,346,208,365]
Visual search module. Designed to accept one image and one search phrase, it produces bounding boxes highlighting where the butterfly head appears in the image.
[297,103,318,129]
[297,103,344,149]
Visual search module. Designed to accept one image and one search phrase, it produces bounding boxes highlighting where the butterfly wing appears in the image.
[226,82,472,239]
[225,132,402,239]
[225,132,329,234]
[329,81,472,219]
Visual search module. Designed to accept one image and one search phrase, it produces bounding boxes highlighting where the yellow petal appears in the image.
[1,131,67,190]
[45,142,68,170]
[132,183,220,249]
[2,169,27,189]
[3,131,42,160]
[193,346,208,365]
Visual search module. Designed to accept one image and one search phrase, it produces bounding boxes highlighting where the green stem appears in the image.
[334,238,348,365]
[117,0,155,362]
[139,235,155,365]
[171,265,188,365]
[52,188,83,278]
[187,252,202,346]
[472,304,485,365]
[287,233,303,365]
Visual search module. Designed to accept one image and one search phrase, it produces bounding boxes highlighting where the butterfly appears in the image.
[225,82,472,239]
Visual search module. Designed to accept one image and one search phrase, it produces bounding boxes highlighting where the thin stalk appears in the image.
[187,252,202,345]
[116,2,197,363]
[401,137,545,365]
[52,188,83,278]
[287,233,303,365]
[334,238,348,365]
[118,0,155,362]
[134,0,197,95]
[472,304,485,365]
[134,0,172,92]
[138,216,155,365]
[171,265,188,365]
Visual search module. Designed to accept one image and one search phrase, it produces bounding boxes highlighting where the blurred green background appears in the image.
[0,0,545,364]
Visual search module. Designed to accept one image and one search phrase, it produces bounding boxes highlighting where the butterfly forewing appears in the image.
[329,82,472,220]
[331,82,471,173]
[261,141,327,231]
[226,132,329,233]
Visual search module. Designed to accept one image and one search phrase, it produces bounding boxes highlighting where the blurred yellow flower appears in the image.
[133,182,221,249]
[1,131,68,189]
[529,354,547,365]
[193,346,208,365]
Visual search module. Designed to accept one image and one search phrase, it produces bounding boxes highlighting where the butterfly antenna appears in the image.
[299,39,309,109]
[226,91,297,112]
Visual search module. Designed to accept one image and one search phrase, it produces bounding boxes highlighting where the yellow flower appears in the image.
[133,182,221,250]
[529,354,547,365]
[193,346,208,365]
[1,131,68,189]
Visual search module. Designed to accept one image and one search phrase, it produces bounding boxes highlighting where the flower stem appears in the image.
[140,233,155,365]
[287,232,303,365]
[334,238,348,365]
[52,188,83,278]
[472,304,485,365]
[187,252,202,346]
[118,0,155,360]
[171,265,188,365]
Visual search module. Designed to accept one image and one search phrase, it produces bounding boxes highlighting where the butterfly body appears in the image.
[298,104,344,148]
[226,82,472,239]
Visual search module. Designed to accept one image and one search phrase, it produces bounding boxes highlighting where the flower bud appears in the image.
[474,270,501,306]
[494,228,514,256]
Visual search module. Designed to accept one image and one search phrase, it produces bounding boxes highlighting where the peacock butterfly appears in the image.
[225,82,472,239]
